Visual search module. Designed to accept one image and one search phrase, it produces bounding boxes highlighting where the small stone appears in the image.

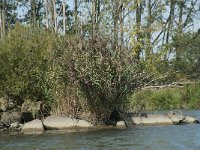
[116,121,126,127]
[10,122,19,129]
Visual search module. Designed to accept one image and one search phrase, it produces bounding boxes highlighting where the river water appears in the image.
[1,110,200,150]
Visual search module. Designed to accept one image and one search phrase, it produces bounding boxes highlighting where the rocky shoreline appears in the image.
[1,97,199,133]
[1,112,199,133]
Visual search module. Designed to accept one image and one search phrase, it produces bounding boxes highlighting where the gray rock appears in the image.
[43,116,93,130]
[184,116,199,123]
[22,119,44,132]
[131,113,200,125]
[10,122,19,129]
[132,114,173,125]
[0,97,16,112]
[75,120,93,127]
[116,121,126,127]
[1,111,21,124]
[168,114,185,124]
[43,116,76,129]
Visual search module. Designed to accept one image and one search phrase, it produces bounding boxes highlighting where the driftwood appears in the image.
[142,81,195,90]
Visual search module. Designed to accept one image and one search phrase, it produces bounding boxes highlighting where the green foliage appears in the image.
[171,32,200,79]
[0,25,148,124]
[183,83,200,108]
[129,82,200,111]
[60,38,147,123]
[0,25,58,105]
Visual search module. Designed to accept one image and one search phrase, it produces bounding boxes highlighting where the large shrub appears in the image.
[60,37,147,124]
[0,25,58,106]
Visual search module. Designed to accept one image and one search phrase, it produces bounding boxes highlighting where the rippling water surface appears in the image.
[1,110,200,150]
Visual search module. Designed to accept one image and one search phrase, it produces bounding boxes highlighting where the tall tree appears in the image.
[119,0,124,48]
[0,2,6,38]
[92,0,97,36]
[53,0,57,31]
[134,0,144,60]
[63,0,66,34]
[74,0,78,34]
[0,0,18,36]
[45,0,49,29]
[113,0,119,50]
[146,0,152,60]
[19,0,44,26]
[30,0,36,25]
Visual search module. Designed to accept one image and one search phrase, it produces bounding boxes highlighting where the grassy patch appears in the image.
[129,82,200,111]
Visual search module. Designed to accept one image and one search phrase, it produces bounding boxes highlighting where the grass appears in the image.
[129,82,200,111]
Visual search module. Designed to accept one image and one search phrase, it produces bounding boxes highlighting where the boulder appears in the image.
[1,111,21,124]
[184,116,199,124]
[132,114,173,125]
[43,116,76,129]
[43,116,93,130]
[22,119,44,132]
[168,114,185,124]
[116,121,126,128]
[75,120,93,127]
[0,97,17,112]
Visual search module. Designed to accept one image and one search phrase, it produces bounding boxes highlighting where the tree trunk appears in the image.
[92,0,97,36]
[176,0,184,67]
[53,0,57,32]
[119,0,124,49]
[63,0,66,35]
[30,0,36,26]
[135,0,142,60]
[113,1,119,50]
[2,1,6,36]
[146,0,152,60]
[165,0,175,60]
[0,11,3,38]
[74,0,78,34]
[166,0,175,44]
[45,0,49,29]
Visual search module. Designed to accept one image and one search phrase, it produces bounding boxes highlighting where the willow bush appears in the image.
[60,38,148,124]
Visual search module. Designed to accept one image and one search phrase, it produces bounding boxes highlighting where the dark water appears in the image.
[1,110,200,150]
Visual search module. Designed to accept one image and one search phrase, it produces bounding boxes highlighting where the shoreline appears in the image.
[1,111,199,134]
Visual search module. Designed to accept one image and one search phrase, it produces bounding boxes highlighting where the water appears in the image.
[1,110,200,150]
